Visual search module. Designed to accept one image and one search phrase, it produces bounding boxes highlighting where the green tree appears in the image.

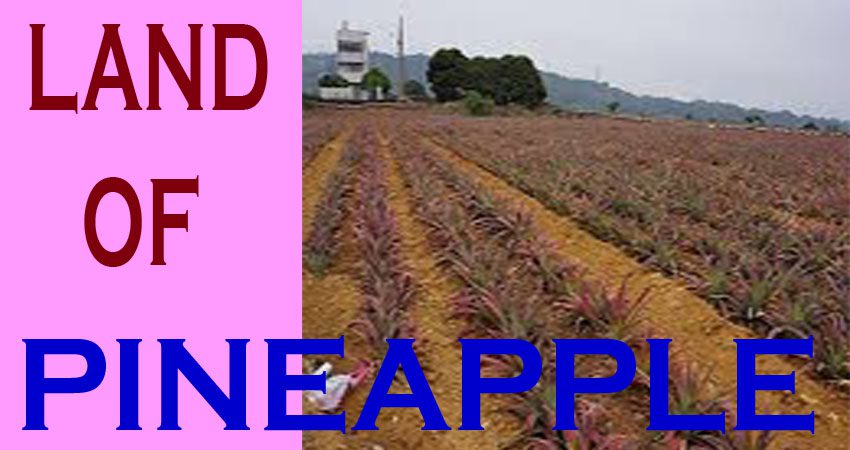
[403,80,428,100]
[363,68,392,97]
[497,55,546,107]
[464,57,503,103]
[606,101,621,114]
[744,115,764,126]
[427,48,469,102]
[462,55,546,107]
[801,121,819,131]
[428,48,547,108]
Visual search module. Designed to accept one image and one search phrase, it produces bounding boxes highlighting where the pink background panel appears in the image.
[0,1,303,448]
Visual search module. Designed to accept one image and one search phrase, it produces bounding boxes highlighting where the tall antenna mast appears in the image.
[397,15,407,101]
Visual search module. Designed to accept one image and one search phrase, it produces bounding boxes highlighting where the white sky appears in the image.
[303,0,850,120]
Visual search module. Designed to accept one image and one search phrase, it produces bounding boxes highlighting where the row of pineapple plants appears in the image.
[349,129,416,359]
[418,117,849,383]
[392,135,764,449]
[303,129,363,278]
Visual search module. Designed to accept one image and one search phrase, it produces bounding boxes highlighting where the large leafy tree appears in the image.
[464,56,503,103]
[426,48,469,102]
[496,55,546,107]
[427,48,547,107]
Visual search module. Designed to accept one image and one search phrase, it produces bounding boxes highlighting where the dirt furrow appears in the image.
[302,120,360,354]
[301,120,361,355]
[422,136,850,449]
[302,123,364,449]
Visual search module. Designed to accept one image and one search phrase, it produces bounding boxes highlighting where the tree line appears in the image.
[427,48,547,108]
[316,47,547,109]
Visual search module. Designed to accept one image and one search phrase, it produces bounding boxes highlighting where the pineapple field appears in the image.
[301,107,849,450]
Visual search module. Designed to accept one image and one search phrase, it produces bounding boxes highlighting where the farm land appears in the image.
[301,107,849,450]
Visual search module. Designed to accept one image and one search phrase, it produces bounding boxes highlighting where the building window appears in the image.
[338,41,364,53]
[339,63,364,72]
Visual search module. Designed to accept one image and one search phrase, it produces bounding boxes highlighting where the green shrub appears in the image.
[464,91,494,116]
[318,73,349,88]
[302,93,319,110]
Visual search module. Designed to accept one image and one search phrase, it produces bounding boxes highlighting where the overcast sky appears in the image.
[303,0,850,120]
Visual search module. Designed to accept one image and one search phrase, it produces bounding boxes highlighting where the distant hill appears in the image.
[303,52,848,131]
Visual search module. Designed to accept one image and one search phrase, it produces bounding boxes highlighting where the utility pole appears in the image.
[397,15,407,101]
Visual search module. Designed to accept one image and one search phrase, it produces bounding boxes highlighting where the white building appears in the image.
[336,21,369,84]
[318,21,372,101]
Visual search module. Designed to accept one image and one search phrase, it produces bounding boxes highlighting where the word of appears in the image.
[84,177,199,266]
